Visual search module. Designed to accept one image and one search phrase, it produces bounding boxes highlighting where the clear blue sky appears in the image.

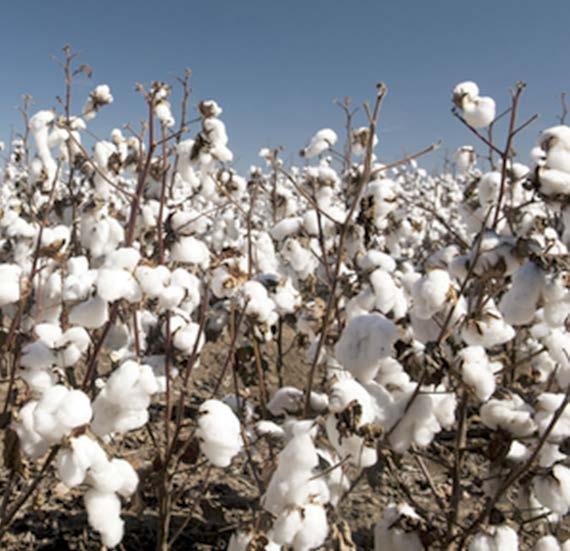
[1,0,570,172]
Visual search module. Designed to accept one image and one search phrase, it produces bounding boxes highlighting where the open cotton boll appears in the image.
[459,346,500,401]
[480,394,536,437]
[461,303,515,348]
[370,268,399,314]
[469,525,519,551]
[500,262,545,325]
[96,267,142,303]
[325,378,382,467]
[462,95,496,129]
[374,503,424,551]
[33,386,92,443]
[263,422,329,516]
[135,265,170,298]
[411,269,451,320]
[227,531,280,551]
[12,401,50,459]
[84,490,124,548]
[345,286,376,321]
[478,171,502,205]
[302,128,337,158]
[282,238,318,279]
[454,145,476,173]
[388,384,456,453]
[533,465,570,515]
[270,217,303,241]
[534,536,564,551]
[0,263,22,306]
[88,457,138,497]
[155,101,175,127]
[271,509,303,546]
[291,504,329,551]
[542,330,570,388]
[170,236,210,268]
[168,315,205,355]
[56,435,108,488]
[267,386,328,416]
[69,294,109,329]
[453,81,480,102]
[335,313,398,383]
[534,393,570,442]
[91,361,159,437]
[537,167,570,196]
[197,399,243,467]
[351,126,378,156]
[63,257,97,301]
[357,249,397,272]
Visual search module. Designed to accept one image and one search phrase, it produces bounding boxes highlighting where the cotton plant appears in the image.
[5,60,570,551]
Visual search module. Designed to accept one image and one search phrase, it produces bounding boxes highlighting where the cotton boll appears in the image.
[388,385,455,453]
[478,171,502,205]
[91,361,159,437]
[12,401,50,459]
[469,525,518,551]
[96,268,142,303]
[197,399,243,467]
[374,503,424,551]
[461,303,515,348]
[463,95,496,128]
[370,268,399,314]
[302,128,337,158]
[56,435,107,488]
[335,313,398,383]
[69,295,109,329]
[170,236,210,268]
[56,390,93,429]
[135,265,170,298]
[500,262,545,325]
[534,535,564,551]
[271,217,303,241]
[357,249,397,272]
[0,264,22,306]
[325,378,381,467]
[533,465,570,515]
[291,504,329,551]
[88,458,130,495]
[459,346,500,401]
[480,394,536,437]
[255,420,286,440]
[534,393,570,442]
[411,269,451,320]
[453,81,480,103]
[345,286,376,321]
[454,145,476,173]
[537,167,570,196]
[169,317,205,355]
[155,101,175,128]
[84,490,124,548]
[271,509,303,546]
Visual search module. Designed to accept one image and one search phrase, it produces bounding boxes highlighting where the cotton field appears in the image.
[0,47,569,550]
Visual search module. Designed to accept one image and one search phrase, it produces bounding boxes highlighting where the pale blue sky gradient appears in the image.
[1,0,570,171]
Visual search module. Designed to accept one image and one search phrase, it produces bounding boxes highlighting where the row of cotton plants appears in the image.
[0,49,569,550]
